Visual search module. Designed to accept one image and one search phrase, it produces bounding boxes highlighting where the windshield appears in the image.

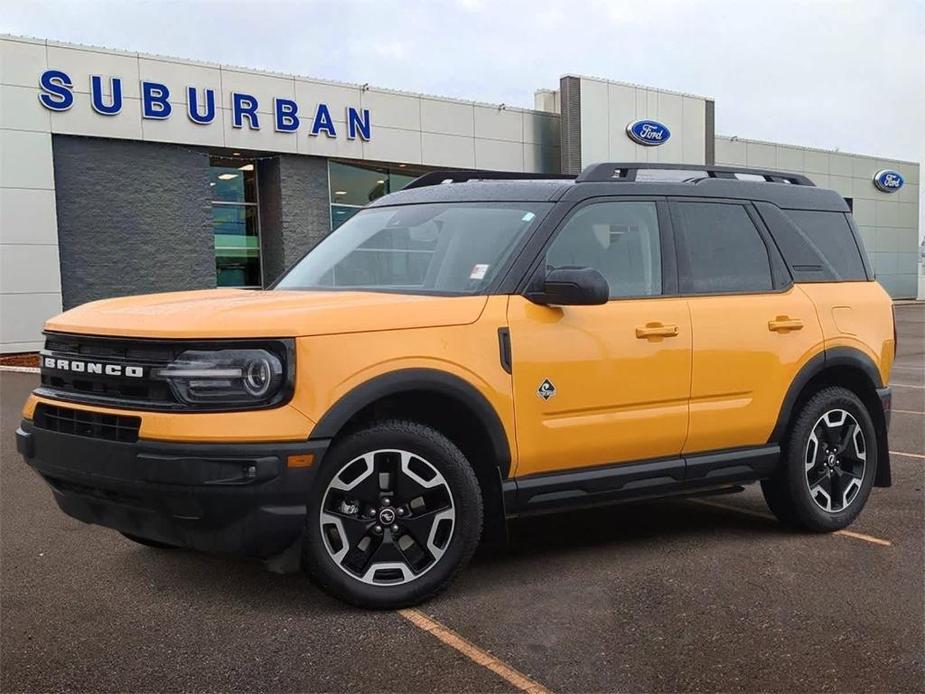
[276,202,550,295]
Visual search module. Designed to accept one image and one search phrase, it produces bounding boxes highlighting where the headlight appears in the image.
[155,349,285,406]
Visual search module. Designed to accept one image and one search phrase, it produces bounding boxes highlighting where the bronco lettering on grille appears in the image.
[43,357,144,378]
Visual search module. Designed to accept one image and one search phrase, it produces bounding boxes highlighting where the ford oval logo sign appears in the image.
[626,119,671,146]
[873,169,904,193]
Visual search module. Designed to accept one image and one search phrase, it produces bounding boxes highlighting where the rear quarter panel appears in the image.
[798,281,895,385]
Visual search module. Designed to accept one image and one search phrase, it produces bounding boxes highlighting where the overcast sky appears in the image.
[4,0,923,237]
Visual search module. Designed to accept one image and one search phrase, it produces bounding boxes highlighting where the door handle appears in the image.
[635,323,679,339]
[768,316,804,332]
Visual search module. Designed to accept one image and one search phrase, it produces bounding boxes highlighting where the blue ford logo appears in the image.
[626,119,671,146]
[873,169,904,193]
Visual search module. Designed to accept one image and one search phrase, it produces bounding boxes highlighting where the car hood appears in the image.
[44,289,489,339]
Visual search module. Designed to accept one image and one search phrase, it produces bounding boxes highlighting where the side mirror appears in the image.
[526,267,610,306]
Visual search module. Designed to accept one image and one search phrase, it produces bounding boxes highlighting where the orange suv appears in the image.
[17,163,895,608]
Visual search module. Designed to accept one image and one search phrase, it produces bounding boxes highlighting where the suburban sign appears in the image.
[37,69,372,140]
[873,169,904,193]
[626,119,671,146]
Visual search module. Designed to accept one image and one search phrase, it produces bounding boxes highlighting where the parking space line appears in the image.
[890,383,925,389]
[893,409,925,415]
[890,450,925,459]
[835,530,892,546]
[688,499,892,547]
[398,608,553,694]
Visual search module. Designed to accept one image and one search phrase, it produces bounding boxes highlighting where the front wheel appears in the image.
[302,420,483,608]
[762,386,877,531]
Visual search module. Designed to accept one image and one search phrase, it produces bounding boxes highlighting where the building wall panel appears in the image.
[715,135,920,299]
[51,135,215,309]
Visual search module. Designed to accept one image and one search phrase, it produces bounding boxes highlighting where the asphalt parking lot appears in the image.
[1,304,923,693]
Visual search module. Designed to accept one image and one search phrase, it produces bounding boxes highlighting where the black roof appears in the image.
[368,162,850,213]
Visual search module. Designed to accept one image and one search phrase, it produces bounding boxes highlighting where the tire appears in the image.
[119,532,179,549]
[302,420,483,609]
[762,386,877,532]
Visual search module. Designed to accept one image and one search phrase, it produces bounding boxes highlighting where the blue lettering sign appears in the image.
[310,103,337,137]
[90,75,122,115]
[141,82,171,119]
[873,169,904,193]
[37,69,373,142]
[274,98,300,132]
[38,69,74,111]
[187,87,215,125]
[347,107,371,141]
[232,93,260,129]
[626,119,671,146]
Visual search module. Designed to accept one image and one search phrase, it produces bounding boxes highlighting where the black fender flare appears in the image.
[310,368,512,478]
[769,347,884,443]
[768,346,890,486]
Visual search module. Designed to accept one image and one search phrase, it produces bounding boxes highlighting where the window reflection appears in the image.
[328,161,427,230]
[210,156,261,287]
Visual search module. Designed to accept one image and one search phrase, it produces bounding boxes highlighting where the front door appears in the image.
[506,199,691,478]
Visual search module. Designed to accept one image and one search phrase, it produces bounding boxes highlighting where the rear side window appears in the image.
[783,210,867,281]
[672,202,773,294]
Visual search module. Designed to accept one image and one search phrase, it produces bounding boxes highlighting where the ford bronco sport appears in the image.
[17,163,895,608]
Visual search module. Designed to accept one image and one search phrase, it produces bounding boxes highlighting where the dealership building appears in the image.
[1,34,920,353]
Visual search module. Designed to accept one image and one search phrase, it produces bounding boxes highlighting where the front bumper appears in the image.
[17,420,328,558]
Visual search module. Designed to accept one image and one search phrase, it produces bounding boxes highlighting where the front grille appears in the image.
[34,403,141,443]
[39,333,177,408]
[37,332,292,411]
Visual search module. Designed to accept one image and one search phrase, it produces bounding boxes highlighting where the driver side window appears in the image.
[546,201,662,299]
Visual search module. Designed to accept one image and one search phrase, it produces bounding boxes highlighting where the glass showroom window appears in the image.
[328,161,424,230]
[210,157,262,287]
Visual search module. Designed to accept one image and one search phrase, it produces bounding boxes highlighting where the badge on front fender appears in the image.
[537,378,557,401]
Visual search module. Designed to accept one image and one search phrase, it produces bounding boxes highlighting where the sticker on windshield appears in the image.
[469,264,490,280]
[522,212,536,222]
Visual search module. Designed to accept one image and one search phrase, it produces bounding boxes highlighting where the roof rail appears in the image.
[404,169,575,190]
[576,162,815,186]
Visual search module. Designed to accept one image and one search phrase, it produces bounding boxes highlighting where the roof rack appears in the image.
[576,162,815,186]
[404,169,575,190]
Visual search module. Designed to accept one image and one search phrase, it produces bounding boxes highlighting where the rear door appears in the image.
[669,199,824,455]
[506,198,692,477]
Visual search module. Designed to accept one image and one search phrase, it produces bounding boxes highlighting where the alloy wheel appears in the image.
[319,449,456,586]
[804,408,867,513]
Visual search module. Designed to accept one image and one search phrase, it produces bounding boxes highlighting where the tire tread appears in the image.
[762,386,877,532]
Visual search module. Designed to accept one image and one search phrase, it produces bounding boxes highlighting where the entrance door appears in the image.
[507,200,691,478]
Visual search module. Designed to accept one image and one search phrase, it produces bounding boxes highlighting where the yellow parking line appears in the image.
[688,499,892,547]
[892,409,925,415]
[891,450,925,459]
[399,608,553,694]
[835,530,892,546]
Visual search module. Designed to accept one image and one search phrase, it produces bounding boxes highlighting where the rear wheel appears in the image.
[302,420,483,608]
[762,386,877,531]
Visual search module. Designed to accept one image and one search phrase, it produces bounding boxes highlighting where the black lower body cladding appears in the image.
[16,420,328,557]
